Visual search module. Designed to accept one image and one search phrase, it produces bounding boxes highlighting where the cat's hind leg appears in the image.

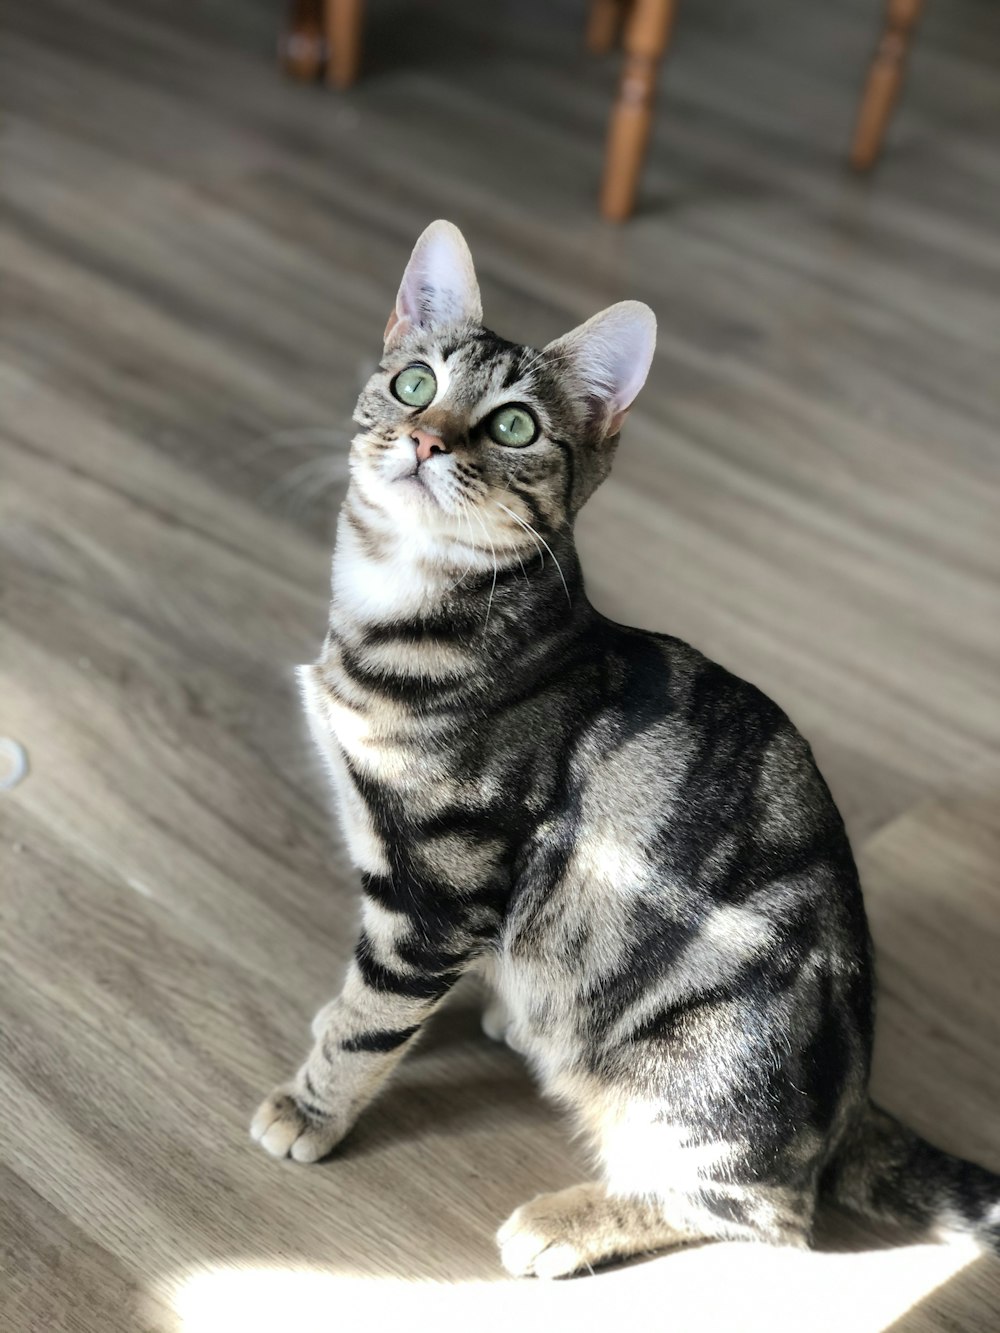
[498,1173,813,1278]
[498,1075,816,1277]
[498,1183,691,1278]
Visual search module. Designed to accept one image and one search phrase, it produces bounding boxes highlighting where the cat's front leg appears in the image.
[250,894,476,1163]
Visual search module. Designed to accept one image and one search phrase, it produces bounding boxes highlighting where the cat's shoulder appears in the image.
[601,618,802,743]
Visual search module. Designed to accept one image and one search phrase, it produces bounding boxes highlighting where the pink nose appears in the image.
[412,428,449,463]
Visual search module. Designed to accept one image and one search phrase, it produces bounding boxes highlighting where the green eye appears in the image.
[391,363,437,408]
[487,404,538,447]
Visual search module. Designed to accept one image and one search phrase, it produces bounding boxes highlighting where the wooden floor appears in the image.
[2,1,1000,1329]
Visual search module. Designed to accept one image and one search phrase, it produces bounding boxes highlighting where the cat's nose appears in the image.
[412,428,449,463]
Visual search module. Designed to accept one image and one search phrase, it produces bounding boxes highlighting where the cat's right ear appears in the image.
[544,301,656,440]
[384,220,483,346]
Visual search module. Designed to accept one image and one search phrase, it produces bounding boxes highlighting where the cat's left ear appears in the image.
[384,220,483,345]
[544,301,656,439]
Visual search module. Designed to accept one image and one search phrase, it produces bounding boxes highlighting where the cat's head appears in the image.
[350,220,655,549]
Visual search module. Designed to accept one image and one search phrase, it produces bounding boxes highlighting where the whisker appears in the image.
[517,343,579,381]
[246,425,353,463]
[494,502,571,607]
[495,493,544,570]
[260,455,347,516]
[467,500,499,632]
[440,493,481,596]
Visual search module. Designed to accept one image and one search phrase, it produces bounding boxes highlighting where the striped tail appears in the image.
[822,1102,1000,1253]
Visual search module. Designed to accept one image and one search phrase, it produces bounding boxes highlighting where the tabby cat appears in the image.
[251,221,1000,1277]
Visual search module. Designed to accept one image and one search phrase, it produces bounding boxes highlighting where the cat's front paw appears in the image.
[249,1084,348,1164]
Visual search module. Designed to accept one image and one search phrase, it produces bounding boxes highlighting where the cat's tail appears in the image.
[822,1101,1000,1253]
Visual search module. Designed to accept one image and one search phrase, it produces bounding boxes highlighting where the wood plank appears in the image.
[1,0,998,1328]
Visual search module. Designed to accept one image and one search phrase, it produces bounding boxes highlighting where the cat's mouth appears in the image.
[392,464,442,509]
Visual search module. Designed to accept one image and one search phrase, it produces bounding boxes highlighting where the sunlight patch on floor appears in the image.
[169,1237,979,1333]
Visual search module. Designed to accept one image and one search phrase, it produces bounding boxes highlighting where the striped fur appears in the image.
[251,222,1000,1276]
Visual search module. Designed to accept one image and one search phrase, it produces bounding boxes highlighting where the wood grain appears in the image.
[1,1,999,1330]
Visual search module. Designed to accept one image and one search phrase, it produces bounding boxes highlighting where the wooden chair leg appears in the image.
[599,0,679,221]
[850,0,924,172]
[279,0,325,83]
[586,0,630,55]
[325,0,365,89]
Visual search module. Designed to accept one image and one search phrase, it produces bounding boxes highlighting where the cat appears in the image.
[251,220,1000,1277]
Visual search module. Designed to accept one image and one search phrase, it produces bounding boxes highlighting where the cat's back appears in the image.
[533,616,864,947]
[595,617,842,844]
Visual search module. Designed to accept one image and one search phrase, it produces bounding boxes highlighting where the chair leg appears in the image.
[325,0,365,89]
[586,0,630,55]
[599,0,679,221]
[850,0,924,172]
[279,0,325,82]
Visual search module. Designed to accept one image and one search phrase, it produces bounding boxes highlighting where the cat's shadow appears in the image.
[331,993,550,1161]
[314,995,942,1257]
[266,838,1000,1329]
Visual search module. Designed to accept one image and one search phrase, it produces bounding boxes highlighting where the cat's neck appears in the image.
[328,482,588,665]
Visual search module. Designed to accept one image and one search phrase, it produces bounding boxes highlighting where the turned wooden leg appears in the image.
[600,0,679,221]
[586,0,630,55]
[850,0,924,171]
[279,0,325,83]
[325,0,365,89]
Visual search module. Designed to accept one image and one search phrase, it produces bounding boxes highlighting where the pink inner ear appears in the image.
[606,407,630,438]
[384,309,415,346]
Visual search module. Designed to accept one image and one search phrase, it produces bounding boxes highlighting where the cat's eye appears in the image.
[391,363,437,408]
[486,404,538,448]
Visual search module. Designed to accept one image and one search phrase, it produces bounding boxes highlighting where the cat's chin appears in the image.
[392,469,442,509]
[364,469,479,546]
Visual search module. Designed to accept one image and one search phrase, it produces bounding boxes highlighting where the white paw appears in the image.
[482,999,531,1055]
[249,1085,347,1164]
[481,998,510,1043]
[497,1198,589,1279]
